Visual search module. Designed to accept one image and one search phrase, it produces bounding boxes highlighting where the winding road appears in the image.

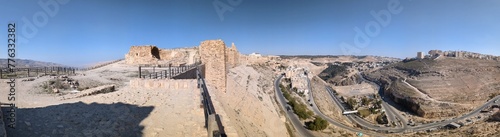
[274,75,314,137]
[275,73,500,136]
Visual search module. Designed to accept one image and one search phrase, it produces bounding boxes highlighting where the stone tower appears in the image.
[226,43,240,69]
[199,40,227,93]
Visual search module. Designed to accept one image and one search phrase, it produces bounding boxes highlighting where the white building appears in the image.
[249,52,262,57]
[417,52,424,59]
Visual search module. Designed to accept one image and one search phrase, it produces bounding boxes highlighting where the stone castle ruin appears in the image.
[125,39,240,92]
[199,40,240,93]
[125,46,160,65]
[125,45,200,66]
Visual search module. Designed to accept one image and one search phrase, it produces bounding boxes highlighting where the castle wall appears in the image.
[125,45,160,65]
[129,78,196,89]
[199,40,227,93]
[126,46,199,66]
[125,40,241,93]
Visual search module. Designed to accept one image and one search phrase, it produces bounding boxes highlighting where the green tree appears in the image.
[376,112,388,124]
[283,91,292,101]
[361,96,371,106]
[347,97,357,109]
[279,84,286,92]
[306,116,329,131]
[287,97,313,119]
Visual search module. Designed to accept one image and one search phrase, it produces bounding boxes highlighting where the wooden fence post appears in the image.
[139,66,142,78]
[169,64,172,78]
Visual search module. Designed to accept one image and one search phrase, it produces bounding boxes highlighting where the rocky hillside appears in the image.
[318,63,361,86]
[0,58,64,68]
[365,57,500,118]
[280,55,400,62]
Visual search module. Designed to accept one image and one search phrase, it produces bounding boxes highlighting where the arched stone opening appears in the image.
[151,47,160,59]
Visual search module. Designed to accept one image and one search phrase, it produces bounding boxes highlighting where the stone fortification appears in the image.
[129,79,196,89]
[199,40,228,93]
[125,45,199,66]
[198,39,242,93]
[226,43,240,69]
[125,45,160,64]
[126,39,241,93]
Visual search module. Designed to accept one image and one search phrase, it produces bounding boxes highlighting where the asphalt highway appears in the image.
[275,73,500,136]
[274,75,314,137]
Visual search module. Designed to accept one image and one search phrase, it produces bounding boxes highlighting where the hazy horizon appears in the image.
[1,0,499,66]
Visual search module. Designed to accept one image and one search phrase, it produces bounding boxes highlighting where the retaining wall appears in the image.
[129,78,196,89]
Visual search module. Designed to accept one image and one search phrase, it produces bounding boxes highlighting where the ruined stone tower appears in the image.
[125,45,160,64]
[199,40,227,93]
[226,43,239,69]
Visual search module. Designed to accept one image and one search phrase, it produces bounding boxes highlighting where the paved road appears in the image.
[354,73,500,132]
[358,73,409,129]
[278,73,500,135]
[305,75,388,136]
[410,95,500,132]
[380,101,397,126]
[274,75,314,137]
[357,73,396,125]
[324,86,399,132]
[278,74,384,136]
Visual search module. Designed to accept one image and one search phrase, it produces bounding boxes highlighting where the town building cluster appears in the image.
[416,50,500,61]
[284,66,310,96]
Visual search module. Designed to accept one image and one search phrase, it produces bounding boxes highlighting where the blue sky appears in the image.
[1,0,499,66]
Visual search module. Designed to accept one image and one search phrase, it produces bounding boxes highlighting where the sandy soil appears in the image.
[333,83,377,97]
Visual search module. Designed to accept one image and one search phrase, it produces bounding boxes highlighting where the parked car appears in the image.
[286,105,292,111]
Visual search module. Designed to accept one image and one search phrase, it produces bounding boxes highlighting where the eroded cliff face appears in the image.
[366,57,500,118]
[384,79,467,118]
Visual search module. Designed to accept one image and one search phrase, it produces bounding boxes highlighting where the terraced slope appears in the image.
[366,57,500,118]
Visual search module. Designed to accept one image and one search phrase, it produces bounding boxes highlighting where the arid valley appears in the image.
[1,40,499,137]
[2,1,500,137]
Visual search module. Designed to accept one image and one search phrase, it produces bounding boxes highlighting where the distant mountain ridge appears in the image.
[0,59,66,68]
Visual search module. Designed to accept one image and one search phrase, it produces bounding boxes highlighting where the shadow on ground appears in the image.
[2,102,153,137]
